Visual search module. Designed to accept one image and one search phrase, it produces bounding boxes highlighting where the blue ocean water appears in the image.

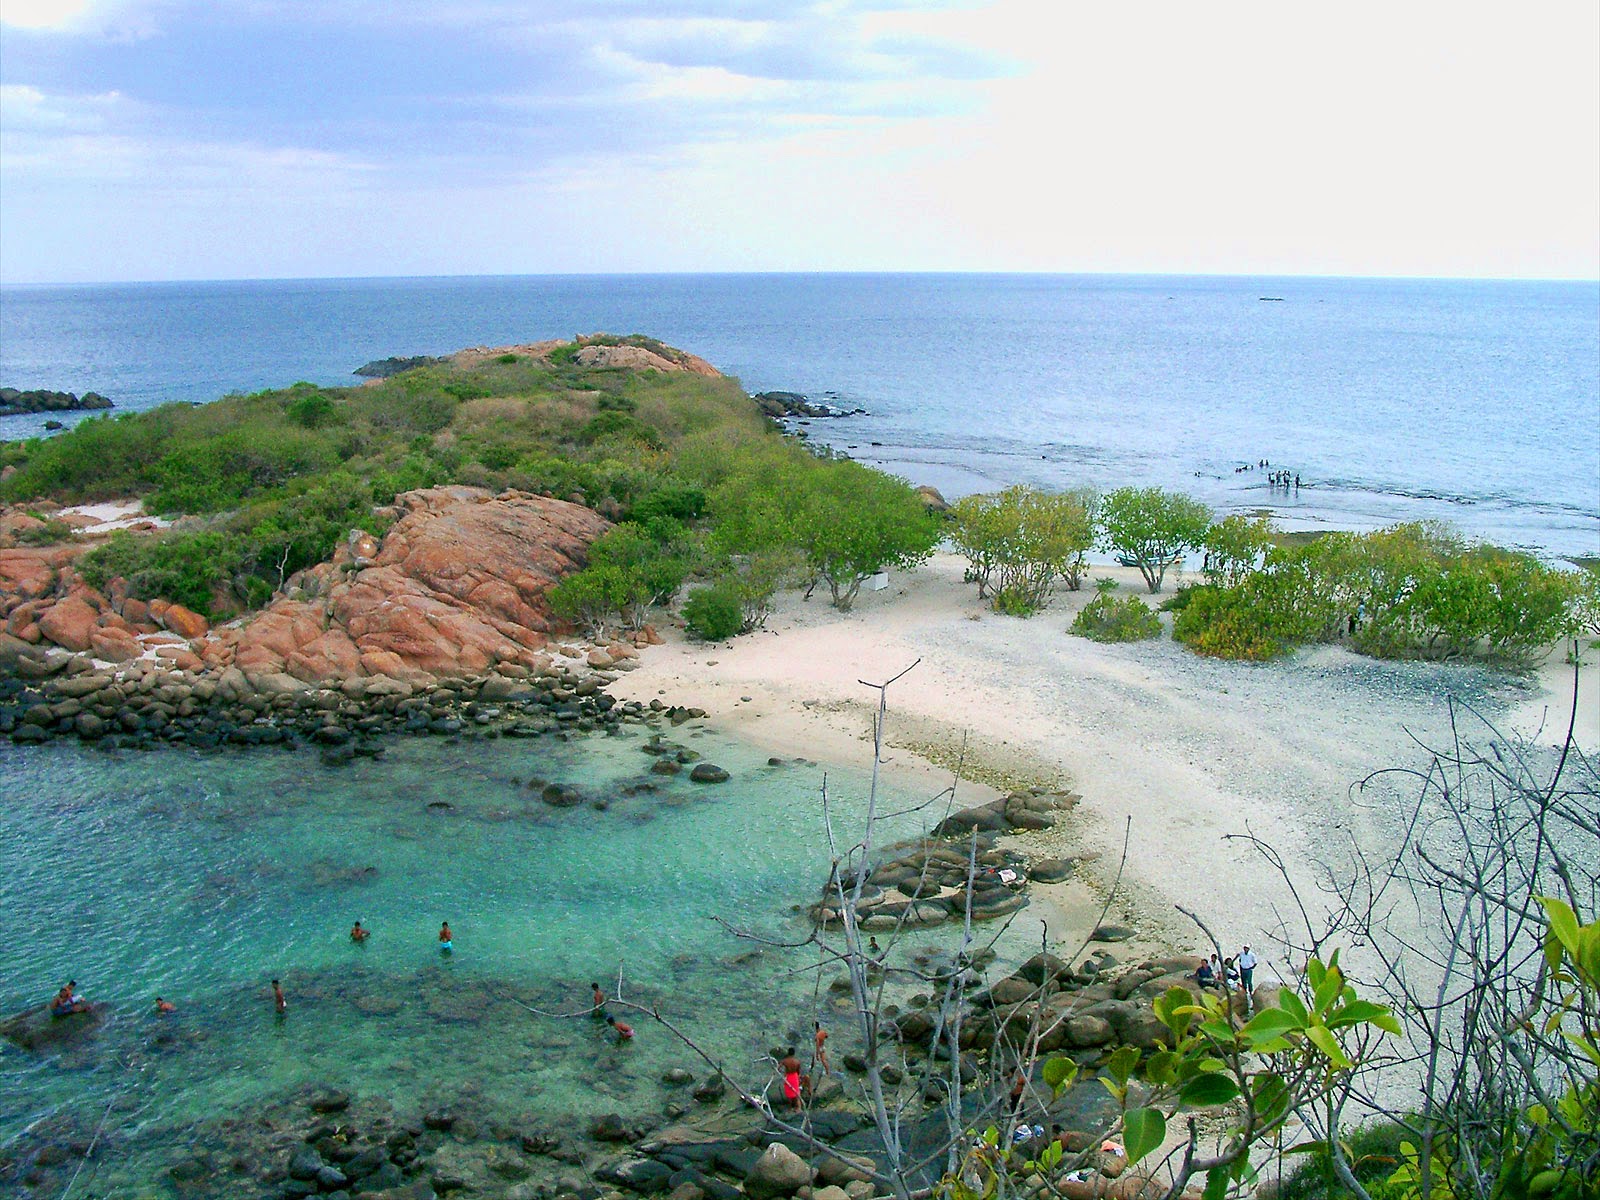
[1,272,1597,557]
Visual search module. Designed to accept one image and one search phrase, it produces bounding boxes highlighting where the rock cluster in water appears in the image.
[0,387,114,417]
[752,392,866,420]
[811,791,1079,931]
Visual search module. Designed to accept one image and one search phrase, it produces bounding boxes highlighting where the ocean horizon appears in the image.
[3,271,1597,559]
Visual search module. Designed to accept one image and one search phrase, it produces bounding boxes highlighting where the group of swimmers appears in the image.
[48,918,460,1023]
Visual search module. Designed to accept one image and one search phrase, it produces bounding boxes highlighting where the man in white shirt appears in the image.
[1238,946,1258,994]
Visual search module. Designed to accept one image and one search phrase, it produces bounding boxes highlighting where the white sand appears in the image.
[613,554,1598,973]
[59,499,169,531]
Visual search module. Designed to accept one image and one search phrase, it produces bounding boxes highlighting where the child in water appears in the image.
[438,921,453,952]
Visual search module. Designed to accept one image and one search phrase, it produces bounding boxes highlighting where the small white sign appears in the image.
[868,572,889,591]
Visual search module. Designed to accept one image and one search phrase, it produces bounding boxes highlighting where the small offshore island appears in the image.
[1,336,1595,1200]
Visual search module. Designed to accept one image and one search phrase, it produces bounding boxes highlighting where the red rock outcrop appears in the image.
[0,487,610,687]
[221,486,608,682]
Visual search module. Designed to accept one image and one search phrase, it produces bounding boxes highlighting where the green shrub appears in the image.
[80,530,251,618]
[632,483,707,524]
[286,391,340,429]
[1171,585,1285,660]
[950,485,1096,614]
[1277,1120,1410,1200]
[1070,592,1162,643]
[579,410,665,450]
[15,517,75,545]
[682,579,744,641]
[495,353,519,365]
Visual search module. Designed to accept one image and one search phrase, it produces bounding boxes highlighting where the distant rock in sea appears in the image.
[352,355,443,378]
[0,388,114,418]
[753,391,865,419]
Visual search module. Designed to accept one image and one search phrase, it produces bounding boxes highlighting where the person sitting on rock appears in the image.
[51,981,90,1016]
[1195,958,1216,989]
[1222,956,1241,989]
[350,920,370,943]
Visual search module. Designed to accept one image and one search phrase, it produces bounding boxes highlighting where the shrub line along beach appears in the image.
[1,337,1595,1198]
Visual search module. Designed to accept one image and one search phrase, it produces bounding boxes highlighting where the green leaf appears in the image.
[1122,1107,1166,1165]
[1278,987,1310,1025]
[1311,963,1344,1016]
[1041,1055,1079,1095]
[1180,1074,1241,1107]
[1305,1024,1352,1069]
[1325,999,1400,1033]
[1202,1167,1229,1200]
[1241,1008,1306,1041]
[1142,1049,1178,1087]
[1106,1045,1140,1085]
[1539,896,1580,954]
[1198,1019,1236,1044]
[1154,986,1197,1038]
[1252,1073,1292,1125]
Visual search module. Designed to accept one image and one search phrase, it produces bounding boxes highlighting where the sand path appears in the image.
[612,554,1598,974]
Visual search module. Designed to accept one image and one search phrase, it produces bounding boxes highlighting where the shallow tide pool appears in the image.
[1,724,1002,1193]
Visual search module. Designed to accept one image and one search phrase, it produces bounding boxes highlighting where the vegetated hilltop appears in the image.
[0,333,943,715]
[0,332,760,621]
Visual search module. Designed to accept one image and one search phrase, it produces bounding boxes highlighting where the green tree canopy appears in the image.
[1098,487,1212,592]
[949,486,1097,615]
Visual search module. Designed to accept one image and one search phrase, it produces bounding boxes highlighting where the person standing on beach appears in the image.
[813,1022,831,1077]
[1238,946,1257,994]
[271,979,287,1014]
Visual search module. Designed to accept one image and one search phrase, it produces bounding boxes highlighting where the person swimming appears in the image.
[438,921,453,952]
[155,997,176,1014]
[350,920,370,943]
[606,1014,633,1042]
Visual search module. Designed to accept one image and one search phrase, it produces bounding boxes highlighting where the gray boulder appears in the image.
[745,1143,813,1198]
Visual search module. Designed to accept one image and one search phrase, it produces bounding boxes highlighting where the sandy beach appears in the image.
[613,553,1600,977]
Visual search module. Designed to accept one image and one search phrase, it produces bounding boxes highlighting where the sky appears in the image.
[1,0,1597,284]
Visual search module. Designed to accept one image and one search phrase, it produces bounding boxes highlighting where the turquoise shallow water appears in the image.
[0,726,1006,1192]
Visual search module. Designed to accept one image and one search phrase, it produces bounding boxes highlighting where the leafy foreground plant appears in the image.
[1268,676,1598,1200]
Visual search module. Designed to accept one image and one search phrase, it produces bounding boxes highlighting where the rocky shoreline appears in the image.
[5,935,1230,1200]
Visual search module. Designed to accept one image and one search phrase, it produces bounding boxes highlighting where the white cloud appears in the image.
[0,0,167,34]
[0,0,96,29]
